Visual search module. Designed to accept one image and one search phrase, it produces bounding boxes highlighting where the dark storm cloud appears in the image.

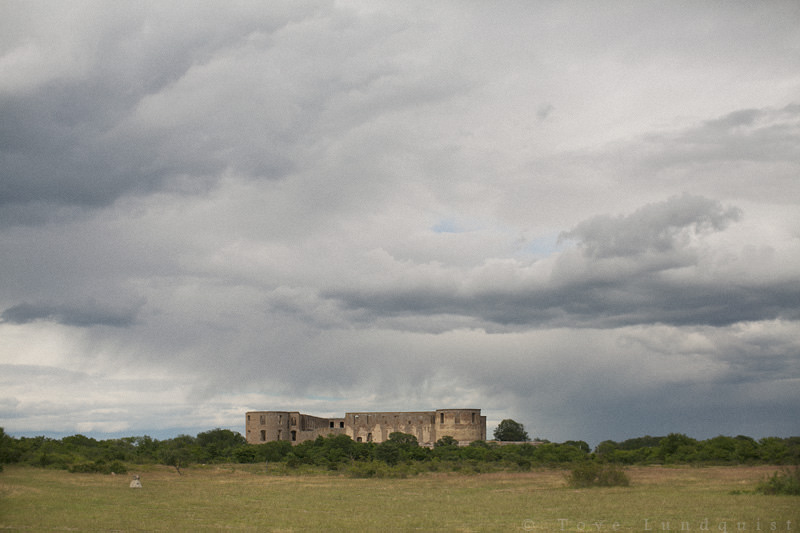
[325,277,800,331]
[0,2,332,226]
[1,300,140,328]
[0,84,165,208]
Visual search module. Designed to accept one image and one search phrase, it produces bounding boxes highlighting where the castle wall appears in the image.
[246,411,334,444]
[347,411,437,445]
[435,409,487,444]
[245,408,486,446]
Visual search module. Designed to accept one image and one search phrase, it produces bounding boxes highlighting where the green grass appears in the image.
[1,465,797,531]
[756,467,800,495]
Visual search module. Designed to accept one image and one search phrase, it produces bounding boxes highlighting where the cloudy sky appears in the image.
[1,1,799,446]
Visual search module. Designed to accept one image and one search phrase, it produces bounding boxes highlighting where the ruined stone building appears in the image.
[245,409,487,447]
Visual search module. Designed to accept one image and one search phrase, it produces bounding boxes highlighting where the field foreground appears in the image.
[1,465,798,531]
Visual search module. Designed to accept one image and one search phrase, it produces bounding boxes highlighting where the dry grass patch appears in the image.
[1,465,797,531]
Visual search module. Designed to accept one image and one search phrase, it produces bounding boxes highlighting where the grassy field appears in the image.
[1,464,797,531]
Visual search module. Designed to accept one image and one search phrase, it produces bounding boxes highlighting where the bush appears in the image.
[69,459,128,474]
[285,453,303,469]
[515,458,532,471]
[34,452,73,470]
[347,460,389,478]
[567,463,630,488]
[567,462,599,487]
[755,467,800,495]
[595,464,630,487]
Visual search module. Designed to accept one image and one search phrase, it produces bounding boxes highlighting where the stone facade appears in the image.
[245,408,486,447]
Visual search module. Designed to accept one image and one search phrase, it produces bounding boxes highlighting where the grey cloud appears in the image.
[644,105,800,166]
[536,103,554,121]
[0,3,335,222]
[0,85,164,208]
[559,193,741,259]
[325,278,800,331]
[0,396,20,419]
[322,195,799,330]
[620,105,800,208]
[1,300,141,328]
[0,2,474,228]
[708,323,800,381]
[501,104,800,231]
[452,322,800,443]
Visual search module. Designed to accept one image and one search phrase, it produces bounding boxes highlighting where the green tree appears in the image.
[595,440,617,455]
[0,427,21,465]
[320,434,367,463]
[564,440,590,454]
[130,435,159,462]
[657,433,697,463]
[256,440,293,462]
[434,435,458,448]
[374,432,424,465]
[374,441,402,465]
[196,428,246,462]
[758,437,790,464]
[619,435,662,450]
[159,435,197,474]
[387,432,419,447]
[493,419,529,441]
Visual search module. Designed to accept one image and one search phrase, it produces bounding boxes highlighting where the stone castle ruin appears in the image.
[246,408,487,447]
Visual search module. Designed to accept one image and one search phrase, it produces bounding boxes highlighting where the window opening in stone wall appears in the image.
[291,430,297,441]
[291,417,296,426]
[472,412,476,423]
[367,432,372,442]
[260,415,265,425]
[357,437,362,442]
[247,415,250,421]
[440,413,445,423]
[277,430,281,440]
[330,421,334,428]
[339,421,344,428]
[260,430,266,441]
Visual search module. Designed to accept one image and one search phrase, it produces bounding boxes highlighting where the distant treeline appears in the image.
[1,427,798,475]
